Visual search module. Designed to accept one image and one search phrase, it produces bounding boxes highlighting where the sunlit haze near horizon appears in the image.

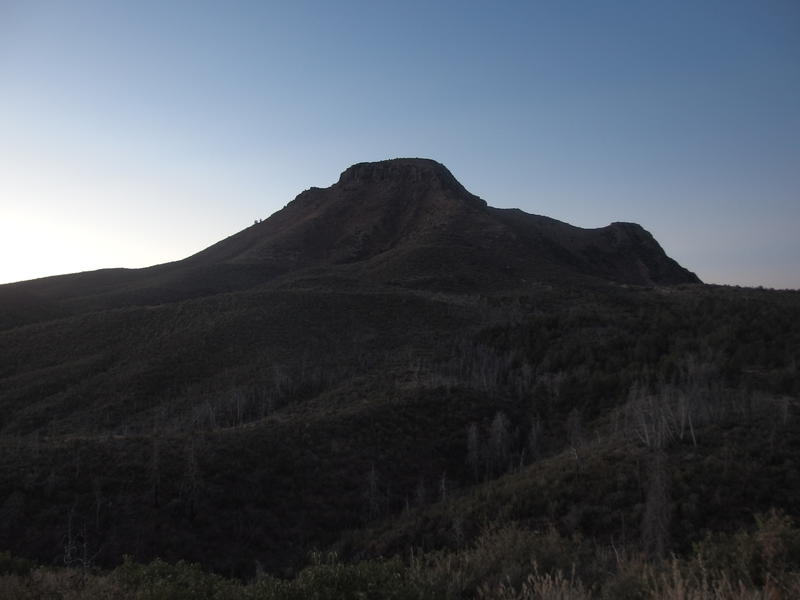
[1,1,798,288]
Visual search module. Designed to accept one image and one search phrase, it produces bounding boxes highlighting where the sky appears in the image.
[1,0,798,288]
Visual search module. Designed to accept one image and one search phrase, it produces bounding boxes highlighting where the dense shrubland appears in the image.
[2,511,800,598]
[0,282,798,594]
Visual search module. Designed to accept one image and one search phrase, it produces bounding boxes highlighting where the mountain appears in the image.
[1,160,797,596]
[188,158,698,289]
[0,158,697,327]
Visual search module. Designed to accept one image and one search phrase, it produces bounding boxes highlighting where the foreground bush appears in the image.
[247,552,417,600]
[2,512,800,599]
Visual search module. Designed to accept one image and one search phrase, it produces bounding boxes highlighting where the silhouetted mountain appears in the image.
[0,159,698,326]
[164,158,700,290]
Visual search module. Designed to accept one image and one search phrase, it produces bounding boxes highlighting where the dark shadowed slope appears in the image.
[0,158,699,326]
[176,158,699,288]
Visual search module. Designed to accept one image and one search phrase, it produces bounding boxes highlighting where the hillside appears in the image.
[0,159,697,328]
[1,160,798,598]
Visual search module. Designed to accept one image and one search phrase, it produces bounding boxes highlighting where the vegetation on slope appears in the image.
[1,279,798,596]
[2,511,800,598]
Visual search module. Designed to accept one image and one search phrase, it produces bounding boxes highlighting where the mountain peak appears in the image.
[337,158,468,193]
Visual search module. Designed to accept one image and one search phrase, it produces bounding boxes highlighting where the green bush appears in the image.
[112,555,242,600]
[244,552,418,600]
[408,525,588,599]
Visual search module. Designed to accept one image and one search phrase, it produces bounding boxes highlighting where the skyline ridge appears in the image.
[1,158,700,290]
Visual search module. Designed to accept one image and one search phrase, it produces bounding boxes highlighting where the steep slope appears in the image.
[0,158,698,327]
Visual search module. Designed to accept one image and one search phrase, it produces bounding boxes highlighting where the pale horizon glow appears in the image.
[1,1,798,289]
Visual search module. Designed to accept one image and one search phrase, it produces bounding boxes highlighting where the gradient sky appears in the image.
[1,0,798,288]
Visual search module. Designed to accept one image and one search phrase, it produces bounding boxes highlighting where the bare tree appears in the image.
[415,476,427,507]
[489,411,511,475]
[566,407,583,450]
[365,463,381,521]
[180,435,202,520]
[149,432,161,508]
[92,478,103,530]
[641,450,671,558]
[528,416,542,461]
[63,503,99,579]
[466,422,480,482]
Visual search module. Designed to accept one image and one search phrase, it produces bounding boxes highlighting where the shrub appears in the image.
[112,555,241,600]
[279,551,416,600]
[691,510,800,586]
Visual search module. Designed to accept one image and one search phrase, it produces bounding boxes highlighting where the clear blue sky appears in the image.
[2,0,798,288]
